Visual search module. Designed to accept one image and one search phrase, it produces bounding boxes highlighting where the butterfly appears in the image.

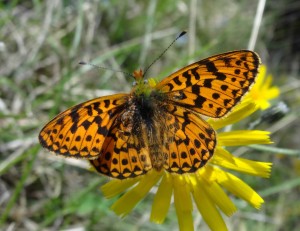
[39,50,260,179]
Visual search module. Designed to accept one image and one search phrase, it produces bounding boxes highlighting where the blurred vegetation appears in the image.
[0,0,299,230]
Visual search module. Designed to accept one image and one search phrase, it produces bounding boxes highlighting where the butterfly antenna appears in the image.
[79,61,134,78]
[143,30,187,77]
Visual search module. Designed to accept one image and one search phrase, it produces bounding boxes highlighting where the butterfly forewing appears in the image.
[39,94,127,158]
[155,50,260,118]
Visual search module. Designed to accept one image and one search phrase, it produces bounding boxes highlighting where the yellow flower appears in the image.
[248,65,280,110]
[100,99,272,231]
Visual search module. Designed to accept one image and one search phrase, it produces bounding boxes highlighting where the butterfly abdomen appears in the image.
[128,91,168,171]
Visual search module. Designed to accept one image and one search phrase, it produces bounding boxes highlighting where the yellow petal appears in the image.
[190,174,228,231]
[148,78,158,88]
[249,65,280,110]
[110,170,162,217]
[213,168,264,209]
[173,175,194,231]
[256,100,271,110]
[194,174,237,216]
[252,64,266,90]
[266,86,280,99]
[218,130,272,146]
[150,173,173,224]
[209,100,258,130]
[101,177,140,199]
[212,147,272,178]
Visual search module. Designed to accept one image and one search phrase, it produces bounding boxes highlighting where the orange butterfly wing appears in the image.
[153,50,260,173]
[90,119,152,179]
[155,50,260,118]
[39,94,127,159]
[161,104,216,174]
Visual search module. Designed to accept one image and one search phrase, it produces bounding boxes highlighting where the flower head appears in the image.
[100,99,272,231]
[248,65,280,110]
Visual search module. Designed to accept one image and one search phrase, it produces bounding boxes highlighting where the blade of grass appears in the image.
[0,145,39,226]
[260,177,300,197]
[250,144,300,156]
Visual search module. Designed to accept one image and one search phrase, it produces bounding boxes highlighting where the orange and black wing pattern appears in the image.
[39,94,127,159]
[161,103,216,174]
[90,118,153,179]
[155,50,260,118]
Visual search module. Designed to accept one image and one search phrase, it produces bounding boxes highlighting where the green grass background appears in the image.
[1,0,300,230]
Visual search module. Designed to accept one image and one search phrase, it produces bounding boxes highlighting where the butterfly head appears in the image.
[132,69,157,96]
[133,69,143,80]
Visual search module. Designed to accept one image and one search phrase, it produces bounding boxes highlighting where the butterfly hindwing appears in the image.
[161,104,216,173]
[90,116,152,179]
[39,94,127,159]
[155,50,260,118]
